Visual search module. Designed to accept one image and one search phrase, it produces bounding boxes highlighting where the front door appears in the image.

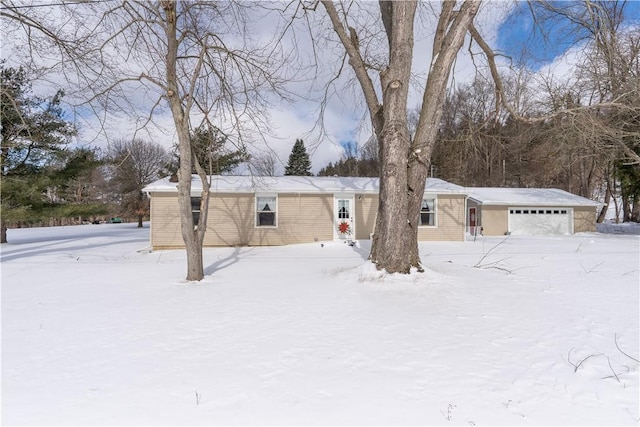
[334,196,355,240]
[469,207,477,235]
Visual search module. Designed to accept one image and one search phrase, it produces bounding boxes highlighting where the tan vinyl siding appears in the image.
[149,192,184,249]
[480,206,509,236]
[355,194,378,240]
[574,206,597,233]
[264,193,333,245]
[355,194,465,241]
[205,193,254,246]
[417,194,466,241]
[149,191,468,250]
[206,193,335,246]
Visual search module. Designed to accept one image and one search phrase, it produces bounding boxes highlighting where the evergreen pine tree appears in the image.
[284,139,312,176]
[1,64,80,242]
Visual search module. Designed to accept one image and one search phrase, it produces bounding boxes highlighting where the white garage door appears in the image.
[508,208,573,235]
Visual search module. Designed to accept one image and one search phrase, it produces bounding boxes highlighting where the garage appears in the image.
[508,207,571,235]
[466,188,600,236]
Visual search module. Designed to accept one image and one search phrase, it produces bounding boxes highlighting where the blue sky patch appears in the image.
[496,1,640,71]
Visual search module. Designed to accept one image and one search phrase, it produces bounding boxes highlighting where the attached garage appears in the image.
[466,188,600,236]
[508,207,571,235]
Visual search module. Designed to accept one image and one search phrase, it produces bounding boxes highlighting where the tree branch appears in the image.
[320,0,382,132]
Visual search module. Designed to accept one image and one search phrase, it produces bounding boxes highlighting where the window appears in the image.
[338,200,350,219]
[191,197,201,227]
[419,198,435,226]
[256,196,277,227]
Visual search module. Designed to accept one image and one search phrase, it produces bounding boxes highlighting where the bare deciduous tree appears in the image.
[316,0,481,273]
[465,0,639,223]
[250,150,279,177]
[3,0,290,280]
[108,139,168,228]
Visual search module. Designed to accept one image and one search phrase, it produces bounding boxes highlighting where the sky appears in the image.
[496,2,585,70]
[495,1,640,71]
[1,0,638,175]
[2,222,639,424]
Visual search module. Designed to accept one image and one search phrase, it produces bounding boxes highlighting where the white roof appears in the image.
[143,175,466,195]
[143,176,599,206]
[466,187,600,207]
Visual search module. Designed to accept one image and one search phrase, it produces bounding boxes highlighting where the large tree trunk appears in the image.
[406,1,479,269]
[368,1,417,273]
[176,126,205,281]
[375,1,480,272]
[162,1,205,281]
[322,0,480,274]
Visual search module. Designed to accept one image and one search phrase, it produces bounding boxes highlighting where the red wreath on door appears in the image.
[338,221,350,234]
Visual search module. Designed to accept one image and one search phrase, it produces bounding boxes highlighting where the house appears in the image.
[142,175,468,249]
[466,187,600,236]
[142,176,602,249]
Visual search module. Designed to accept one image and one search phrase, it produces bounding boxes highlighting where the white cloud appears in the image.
[1,1,515,173]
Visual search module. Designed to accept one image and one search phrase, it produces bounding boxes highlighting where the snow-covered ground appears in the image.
[2,223,639,426]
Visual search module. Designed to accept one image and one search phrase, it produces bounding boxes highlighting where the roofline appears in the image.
[145,187,466,195]
[143,175,468,195]
[467,198,600,207]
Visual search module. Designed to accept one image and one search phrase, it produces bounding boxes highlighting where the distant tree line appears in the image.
[313,23,640,224]
[430,23,639,223]
[317,138,379,178]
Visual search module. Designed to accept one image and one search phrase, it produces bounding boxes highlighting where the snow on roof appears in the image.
[143,176,599,206]
[466,187,600,207]
[143,175,467,195]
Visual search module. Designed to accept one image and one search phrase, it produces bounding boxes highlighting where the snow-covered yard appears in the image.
[2,223,639,425]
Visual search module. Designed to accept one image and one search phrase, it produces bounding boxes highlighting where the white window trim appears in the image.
[418,195,437,227]
[255,193,278,228]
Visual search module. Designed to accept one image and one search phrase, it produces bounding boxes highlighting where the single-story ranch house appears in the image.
[142,175,600,249]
